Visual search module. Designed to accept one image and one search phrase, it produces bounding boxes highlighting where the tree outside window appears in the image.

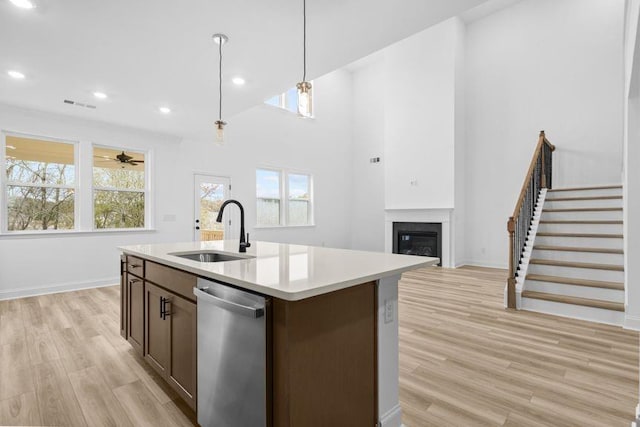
[5,135,76,231]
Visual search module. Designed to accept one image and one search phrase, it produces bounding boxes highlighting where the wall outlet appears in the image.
[384,299,394,324]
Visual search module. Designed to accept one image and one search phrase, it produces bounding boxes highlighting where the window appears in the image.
[264,82,314,117]
[93,147,146,229]
[4,134,76,231]
[256,168,313,227]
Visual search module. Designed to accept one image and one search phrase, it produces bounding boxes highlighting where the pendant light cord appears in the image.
[218,39,223,121]
[303,0,306,82]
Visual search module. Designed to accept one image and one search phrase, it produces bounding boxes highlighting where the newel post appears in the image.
[507,217,516,309]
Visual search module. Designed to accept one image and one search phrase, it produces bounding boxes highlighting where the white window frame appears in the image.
[255,167,314,228]
[1,130,79,234]
[91,144,150,231]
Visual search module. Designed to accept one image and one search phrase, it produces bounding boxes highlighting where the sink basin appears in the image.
[171,252,250,263]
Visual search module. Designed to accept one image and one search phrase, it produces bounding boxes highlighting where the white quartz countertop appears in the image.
[119,240,439,301]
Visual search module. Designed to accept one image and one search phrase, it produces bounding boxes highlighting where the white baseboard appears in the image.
[624,315,640,331]
[0,277,119,300]
[379,403,402,427]
[460,260,508,270]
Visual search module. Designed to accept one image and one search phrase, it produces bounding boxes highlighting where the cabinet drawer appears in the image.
[146,261,197,302]
[127,255,145,278]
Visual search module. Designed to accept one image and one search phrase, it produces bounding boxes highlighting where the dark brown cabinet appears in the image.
[120,257,198,410]
[127,274,145,355]
[144,282,197,410]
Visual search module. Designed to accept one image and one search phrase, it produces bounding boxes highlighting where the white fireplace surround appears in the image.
[385,209,453,268]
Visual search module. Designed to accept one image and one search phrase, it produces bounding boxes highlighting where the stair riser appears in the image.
[547,188,622,198]
[524,280,624,302]
[531,250,624,265]
[537,223,622,234]
[534,235,623,249]
[545,199,622,209]
[520,298,624,325]
[540,211,623,221]
[527,264,624,282]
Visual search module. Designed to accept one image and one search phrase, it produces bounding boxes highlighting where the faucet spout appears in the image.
[216,199,251,253]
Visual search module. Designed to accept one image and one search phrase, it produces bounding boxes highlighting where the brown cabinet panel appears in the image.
[120,256,127,339]
[126,255,145,278]
[145,283,170,376]
[168,295,197,410]
[272,282,377,427]
[146,261,197,302]
[127,275,144,355]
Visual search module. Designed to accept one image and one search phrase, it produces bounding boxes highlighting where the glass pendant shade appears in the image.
[296,81,312,118]
[214,120,226,145]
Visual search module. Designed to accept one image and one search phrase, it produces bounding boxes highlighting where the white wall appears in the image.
[169,69,355,250]
[384,20,458,210]
[0,104,186,298]
[350,57,386,252]
[623,0,640,332]
[464,0,625,268]
[0,69,354,299]
[453,19,467,267]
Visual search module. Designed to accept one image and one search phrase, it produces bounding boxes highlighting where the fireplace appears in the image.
[392,222,442,266]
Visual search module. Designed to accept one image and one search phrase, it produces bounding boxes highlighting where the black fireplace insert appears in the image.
[392,222,442,266]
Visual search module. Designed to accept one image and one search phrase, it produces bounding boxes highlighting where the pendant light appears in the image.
[213,33,228,144]
[296,0,312,118]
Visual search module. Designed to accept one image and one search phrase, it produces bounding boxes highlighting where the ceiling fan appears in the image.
[95,151,145,167]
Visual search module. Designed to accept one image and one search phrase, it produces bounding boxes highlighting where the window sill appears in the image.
[254,224,316,230]
[0,228,157,239]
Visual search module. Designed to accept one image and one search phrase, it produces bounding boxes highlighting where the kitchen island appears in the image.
[119,240,438,427]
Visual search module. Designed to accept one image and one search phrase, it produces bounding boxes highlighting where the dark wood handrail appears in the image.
[512,131,556,220]
[506,131,555,309]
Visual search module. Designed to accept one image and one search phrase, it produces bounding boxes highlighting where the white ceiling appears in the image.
[0,0,491,140]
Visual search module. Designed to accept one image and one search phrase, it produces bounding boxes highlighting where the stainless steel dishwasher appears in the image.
[194,278,268,427]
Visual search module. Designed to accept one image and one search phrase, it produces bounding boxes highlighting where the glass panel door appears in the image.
[194,174,230,242]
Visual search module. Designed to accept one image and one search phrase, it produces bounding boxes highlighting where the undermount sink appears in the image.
[171,251,251,263]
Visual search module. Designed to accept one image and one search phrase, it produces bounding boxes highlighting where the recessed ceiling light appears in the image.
[7,70,25,79]
[159,106,171,114]
[9,0,35,9]
[93,91,108,99]
[232,77,245,86]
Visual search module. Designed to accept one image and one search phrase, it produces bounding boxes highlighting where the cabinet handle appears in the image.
[130,278,141,284]
[159,296,164,319]
[162,298,171,320]
[130,264,141,268]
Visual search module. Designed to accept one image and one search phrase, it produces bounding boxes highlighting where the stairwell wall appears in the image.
[464,0,625,268]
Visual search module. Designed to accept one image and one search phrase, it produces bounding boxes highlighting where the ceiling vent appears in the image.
[63,99,97,109]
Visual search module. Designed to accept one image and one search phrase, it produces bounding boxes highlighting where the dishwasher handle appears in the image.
[193,287,265,318]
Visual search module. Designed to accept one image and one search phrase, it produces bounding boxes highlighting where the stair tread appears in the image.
[545,195,622,202]
[521,290,625,311]
[539,220,622,224]
[533,245,624,254]
[526,274,624,290]
[529,258,623,271]
[542,207,622,212]
[547,185,622,192]
[536,232,623,238]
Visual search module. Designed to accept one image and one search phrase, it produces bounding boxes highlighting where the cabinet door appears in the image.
[168,296,197,410]
[145,283,170,376]
[120,256,127,339]
[127,275,144,355]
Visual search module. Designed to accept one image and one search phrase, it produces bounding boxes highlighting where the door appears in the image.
[145,283,170,375]
[168,296,197,409]
[127,275,144,355]
[194,174,231,242]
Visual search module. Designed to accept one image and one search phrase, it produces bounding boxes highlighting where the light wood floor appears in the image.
[399,266,639,426]
[0,266,637,426]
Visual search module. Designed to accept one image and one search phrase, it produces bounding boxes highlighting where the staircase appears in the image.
[520,185,625,325]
